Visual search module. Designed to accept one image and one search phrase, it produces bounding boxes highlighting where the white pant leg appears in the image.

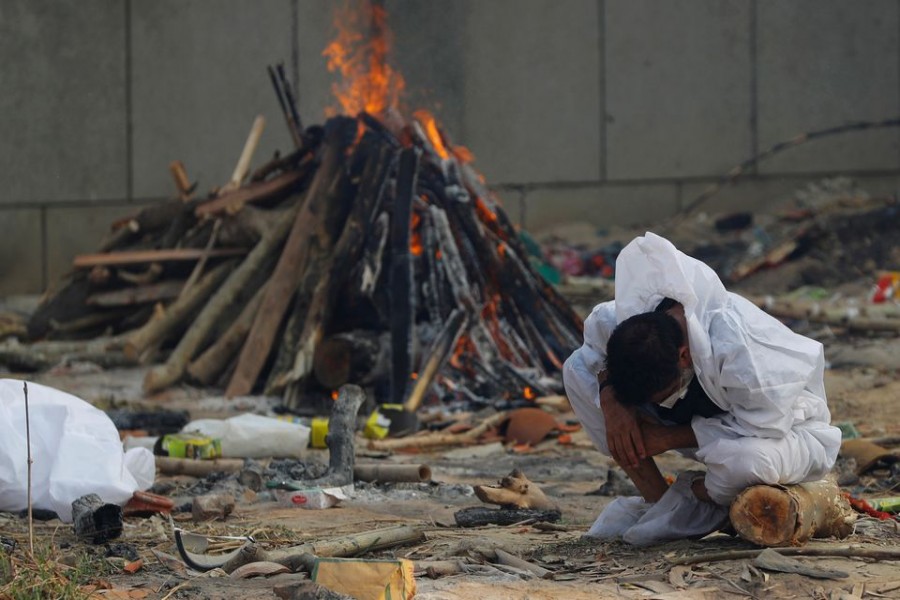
[698,420,842,505]
[563,349,611,456]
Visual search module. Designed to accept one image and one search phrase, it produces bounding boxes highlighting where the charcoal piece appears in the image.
[106,408,190,435]
[105,542,140,562]
[72,493,123,544]
[17,508,59,521]
[454,506,561,528]
[0,536,15,553]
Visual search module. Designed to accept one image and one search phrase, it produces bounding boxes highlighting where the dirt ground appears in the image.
[2,341,899,599]
[3,181,900,598]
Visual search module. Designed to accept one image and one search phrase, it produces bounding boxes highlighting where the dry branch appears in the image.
[668,544,900,566]
[124,260,235,362]
[368,411,509,451]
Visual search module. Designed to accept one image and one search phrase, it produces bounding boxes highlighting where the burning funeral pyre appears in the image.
[17,2,583,415]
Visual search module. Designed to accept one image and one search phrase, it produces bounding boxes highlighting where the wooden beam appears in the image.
[194,170,304,218]
[73,248,245,268]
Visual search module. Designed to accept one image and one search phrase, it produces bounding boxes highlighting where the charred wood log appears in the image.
[272,135,396,397]
[306,384,365,487]
[404,309,467,413]
[226,117,358,398]
[454,507,561,528]
[312,330,390,390]
[72,494,123,544]
[388,147,421,406]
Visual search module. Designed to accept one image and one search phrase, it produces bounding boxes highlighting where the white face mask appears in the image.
[657,367,694,409]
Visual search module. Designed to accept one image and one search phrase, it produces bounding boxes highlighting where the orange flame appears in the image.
[450,335,475,370]
[523,387,536,400]
[475,197,499,224]
[410,212,423,256]
[331,390,339,401]
[414,110,450,159]
[323,1,405,116]
[452,145,475,164]
[411,372,419,380]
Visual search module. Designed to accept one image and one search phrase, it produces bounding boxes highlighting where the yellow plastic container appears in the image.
[161,433,222,459]
[310,417,329,449]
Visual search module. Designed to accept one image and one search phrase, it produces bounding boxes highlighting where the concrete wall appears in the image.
[1,0,898,294]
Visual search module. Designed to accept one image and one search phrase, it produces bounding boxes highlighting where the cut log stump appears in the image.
[729,479,856,547]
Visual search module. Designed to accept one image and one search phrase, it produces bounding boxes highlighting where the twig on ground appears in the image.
[668,544,900,566]
[24,381,33,556]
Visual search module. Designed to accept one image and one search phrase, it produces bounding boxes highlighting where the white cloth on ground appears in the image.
[564,232,840,508]
[584,472,729,545]
[0,379,155,522]
[621,471,729,546]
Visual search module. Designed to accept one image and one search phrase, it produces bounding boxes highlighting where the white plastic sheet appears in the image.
[182,413,311,458]
[0,379,155,522]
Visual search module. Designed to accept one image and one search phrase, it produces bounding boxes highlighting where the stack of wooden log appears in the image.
[22,99,583,412]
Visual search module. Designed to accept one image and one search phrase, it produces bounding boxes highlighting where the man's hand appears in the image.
[600,384,645,468]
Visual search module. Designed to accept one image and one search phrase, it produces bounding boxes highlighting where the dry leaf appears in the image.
[229,561,291,579]
[123,559,143,574]
[668,565,692,588]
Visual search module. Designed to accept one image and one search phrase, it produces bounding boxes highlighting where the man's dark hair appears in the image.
[605,311,684,406]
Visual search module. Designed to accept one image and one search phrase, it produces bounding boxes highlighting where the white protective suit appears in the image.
[564,233,841,507]
[0,380,155,522]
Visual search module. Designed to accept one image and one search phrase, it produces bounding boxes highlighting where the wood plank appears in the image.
[73,248,245,268]
[86,280,185,307]
[194,170,304,218]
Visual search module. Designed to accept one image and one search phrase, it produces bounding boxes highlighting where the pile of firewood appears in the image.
[18,75,583,412]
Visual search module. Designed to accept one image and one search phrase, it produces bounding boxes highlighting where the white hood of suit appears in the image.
[580,232,831,441]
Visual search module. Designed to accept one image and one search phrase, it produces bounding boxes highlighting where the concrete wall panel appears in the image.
[524,183,678,233]
[682,175,900,219]
[757,0,900,174]
[44,204,140,285]
[391,0,466,138]
[131,0,295,199]
[0,0,127,204]
[0,209,43,294]
[606,0,752,180]
[294,1,339,125]
[461,0,602,185]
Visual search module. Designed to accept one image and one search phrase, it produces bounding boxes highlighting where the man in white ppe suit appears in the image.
[563,232,841,546]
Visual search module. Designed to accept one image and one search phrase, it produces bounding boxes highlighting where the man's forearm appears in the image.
[643,423,698,456]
